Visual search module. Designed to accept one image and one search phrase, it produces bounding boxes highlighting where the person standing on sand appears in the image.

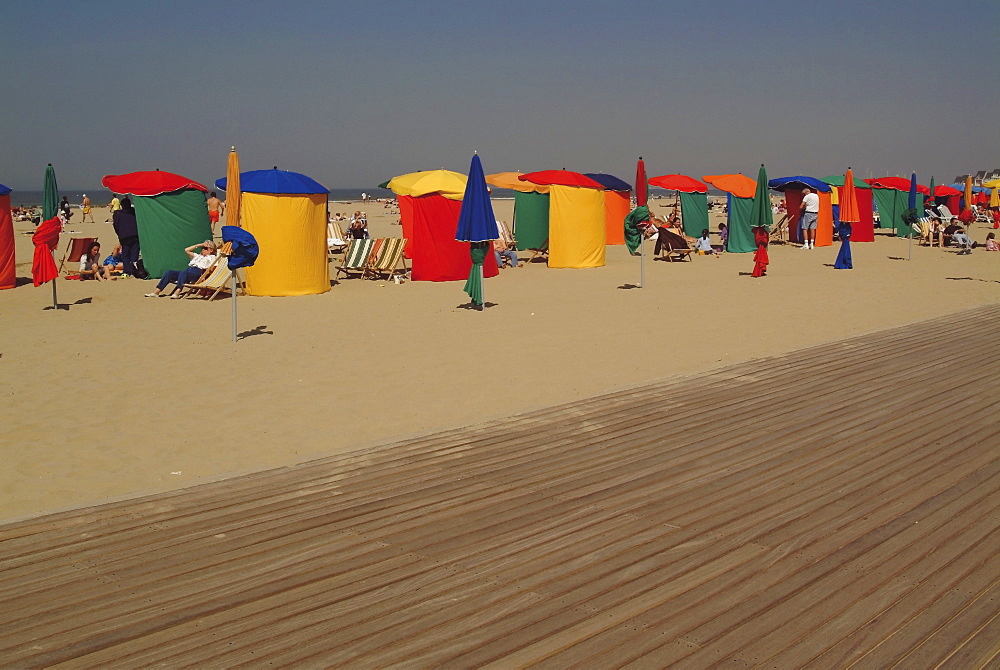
[799,187,819,249]
[113,197,141,277]
[81,194,95,223]
[207,192,224,232]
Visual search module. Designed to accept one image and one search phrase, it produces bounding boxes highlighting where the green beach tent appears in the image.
[102,171,212,278]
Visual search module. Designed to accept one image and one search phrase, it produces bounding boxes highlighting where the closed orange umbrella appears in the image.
[964,174,974,213]
[839,168,861,223]
[226,147,241,229]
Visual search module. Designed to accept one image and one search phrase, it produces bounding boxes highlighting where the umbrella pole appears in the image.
[480,264,485,311]
[232,273,238,342]
[908,229,913,261]
[51,250,58,309]
[640,236,645,288]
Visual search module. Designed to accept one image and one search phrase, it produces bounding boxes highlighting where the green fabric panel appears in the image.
[727,196,755,253]
[896,191,911,237]
[871,189,896,235]
[463,242,488,305]
[679,192,709,238]
[513,191,549,250]
[134,189,212,278]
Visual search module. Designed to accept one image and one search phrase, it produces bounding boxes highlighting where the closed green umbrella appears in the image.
[42,163,59,221]
[749,164,774,230]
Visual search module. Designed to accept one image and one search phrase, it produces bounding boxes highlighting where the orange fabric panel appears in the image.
[604,191,629,245]
[0,195,14,289]
[816,192,833,247]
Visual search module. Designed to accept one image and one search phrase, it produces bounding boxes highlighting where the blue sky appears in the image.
[2,0,997,190]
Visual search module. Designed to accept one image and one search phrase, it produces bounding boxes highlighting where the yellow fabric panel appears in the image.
[828,186,839,206]
[242,192,330,296]
[548,185,606,268]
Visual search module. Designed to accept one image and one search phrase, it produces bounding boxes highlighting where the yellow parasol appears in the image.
[485,171,549,193]
[964,174,973,213]
[387,170,467,200]
[226,146,241,229]
[983,178,1000,207]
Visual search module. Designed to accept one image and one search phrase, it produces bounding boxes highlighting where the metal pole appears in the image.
[480,264,485,311]
[51,250,58,309]
[232,273,238,342]
[640,234,645,288]
[908,228,913,261]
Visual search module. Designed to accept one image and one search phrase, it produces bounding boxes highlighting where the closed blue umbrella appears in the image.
[455,153,498,309]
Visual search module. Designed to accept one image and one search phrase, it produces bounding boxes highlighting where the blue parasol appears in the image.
[222,225,259,341]
[455,154,498,309]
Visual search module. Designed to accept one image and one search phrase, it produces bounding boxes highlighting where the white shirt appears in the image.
[803,192,820,213]
[189,253,217,270]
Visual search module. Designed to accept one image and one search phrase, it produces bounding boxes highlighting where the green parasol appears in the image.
[43,163,59,221]
[462,242,489,306]
[749,164,774,231]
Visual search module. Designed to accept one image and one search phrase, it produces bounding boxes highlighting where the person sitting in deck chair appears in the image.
[951,227,973,254]
[144,240,218,298]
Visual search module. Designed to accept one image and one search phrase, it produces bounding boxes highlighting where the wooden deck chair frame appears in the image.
[178,242,235,300]
[336,238,376,279]
[363,237,408,281]
[524,239,549,263]
[58,236,98,275]
[659,246,695,262]
[770,214,789,243]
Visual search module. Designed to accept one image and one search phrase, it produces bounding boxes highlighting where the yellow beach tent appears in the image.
[216,168,330,296]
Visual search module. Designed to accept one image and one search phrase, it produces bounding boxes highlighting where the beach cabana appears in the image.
[101,171,212,278]
[822,175,874,242]
[769,176,834,247]
[520,171,606,268]
[387,170,498,282]
[584,173,631,245]
[703,174,756,252]
[0,183,13,290]
[648,174,709,238]
[215,168,330,297]
[865,177,927,236]
[484,172,550,252]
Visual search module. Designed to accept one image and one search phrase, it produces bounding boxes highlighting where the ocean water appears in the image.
[9,188,399,208]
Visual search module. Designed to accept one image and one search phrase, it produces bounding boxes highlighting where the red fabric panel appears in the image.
[604,191,629,245]
[410,194,498,282]
[944,195,960,215]
[0,195,14,289]
[784,190,803,244]
[31,217,61,286]
[398,196,415,259]
[849,187,875,242]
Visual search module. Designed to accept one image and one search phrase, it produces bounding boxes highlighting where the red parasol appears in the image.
[635,157,648,206]
[519,169,604,189]
[101,170,208,197]
[648,174,708,193]
[31,216,61,287]
[839,168,861,223]
[702,174,757,199]
[865,176,930,194]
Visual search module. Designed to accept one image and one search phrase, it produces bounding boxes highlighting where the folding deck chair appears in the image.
[363,237,408,281]
[336,238,375,279]
[58,237,98,274]
[328,221,348,256]
[524,239,549,264]
[178,242,236,300]
[769,214,788,243]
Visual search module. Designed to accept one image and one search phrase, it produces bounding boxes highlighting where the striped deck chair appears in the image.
[336,238,375,279]
[524,239,549,264]
[179,243,235,300]
[363,237,408,281]
[327,221,347,256]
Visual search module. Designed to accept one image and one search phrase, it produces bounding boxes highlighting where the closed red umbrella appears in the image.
[635,157,648,206]
[519,170,604,189]
[32,216,61,291]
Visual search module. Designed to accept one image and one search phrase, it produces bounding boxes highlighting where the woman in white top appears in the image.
[144,240,218,299]
[80,241,105,280]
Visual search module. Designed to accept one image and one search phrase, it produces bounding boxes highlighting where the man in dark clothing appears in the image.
[113,197,141,277]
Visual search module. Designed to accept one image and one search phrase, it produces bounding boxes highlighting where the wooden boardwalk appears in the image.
[2,305,1000,669]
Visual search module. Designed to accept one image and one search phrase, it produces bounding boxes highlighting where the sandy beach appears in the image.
[1,200,998,522]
